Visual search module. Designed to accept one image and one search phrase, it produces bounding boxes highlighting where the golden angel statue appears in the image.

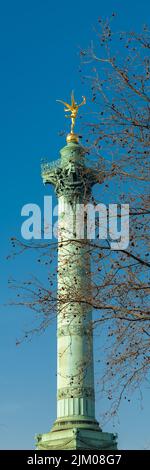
[57,91,86,135]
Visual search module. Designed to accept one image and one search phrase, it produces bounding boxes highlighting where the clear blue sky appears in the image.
[0,0,150,450]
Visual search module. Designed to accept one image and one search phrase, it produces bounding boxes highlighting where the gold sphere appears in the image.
[66,133,79,144]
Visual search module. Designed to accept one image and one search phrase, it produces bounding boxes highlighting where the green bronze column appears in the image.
[56,142,95,423]
[36,93,117,450]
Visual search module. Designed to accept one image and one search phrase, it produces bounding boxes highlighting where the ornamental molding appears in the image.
[57,386,95,400]
[41,159,99,201]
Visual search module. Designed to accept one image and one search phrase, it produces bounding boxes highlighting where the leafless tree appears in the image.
[8,15,150,421]
[78,14,150,417]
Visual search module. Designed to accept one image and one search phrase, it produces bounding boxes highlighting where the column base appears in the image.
[36,417,117,450]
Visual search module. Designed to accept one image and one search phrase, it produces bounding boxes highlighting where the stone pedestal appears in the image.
[36,417,117,450]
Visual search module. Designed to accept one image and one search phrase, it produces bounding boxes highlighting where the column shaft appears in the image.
[57,196,95,420]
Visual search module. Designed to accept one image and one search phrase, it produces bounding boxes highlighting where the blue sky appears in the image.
[0,0,150,449]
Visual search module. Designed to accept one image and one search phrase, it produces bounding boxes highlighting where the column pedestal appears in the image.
[36,417,117,450]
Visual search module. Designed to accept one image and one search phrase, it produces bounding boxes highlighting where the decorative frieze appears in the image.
[57,386,94,400]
